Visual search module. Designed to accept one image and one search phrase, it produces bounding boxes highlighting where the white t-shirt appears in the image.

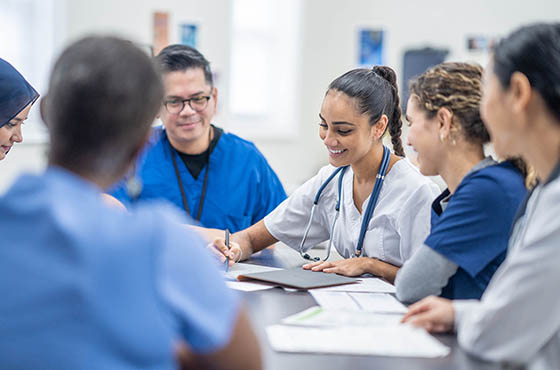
[264,158,439,266]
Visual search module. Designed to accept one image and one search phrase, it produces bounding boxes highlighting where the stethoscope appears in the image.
[298,145,391,262]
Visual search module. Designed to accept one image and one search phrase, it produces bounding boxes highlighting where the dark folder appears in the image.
[238,267,358,290]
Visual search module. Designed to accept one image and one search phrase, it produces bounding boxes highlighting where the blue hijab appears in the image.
[0,58,39,129]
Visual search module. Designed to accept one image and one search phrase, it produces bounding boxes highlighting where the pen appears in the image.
[225,228,230,272]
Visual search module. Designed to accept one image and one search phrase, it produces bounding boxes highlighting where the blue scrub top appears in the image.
[0,167,239,369]
[110,126,287,232]
[425,161,527,300]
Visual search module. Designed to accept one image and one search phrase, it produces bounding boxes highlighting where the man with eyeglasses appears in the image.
[109,44,286,232]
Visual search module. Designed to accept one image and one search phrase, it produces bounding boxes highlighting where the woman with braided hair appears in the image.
[395,62,527,303]
[211,66,439,282]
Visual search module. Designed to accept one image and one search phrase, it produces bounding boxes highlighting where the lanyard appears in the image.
[168,129,213,221]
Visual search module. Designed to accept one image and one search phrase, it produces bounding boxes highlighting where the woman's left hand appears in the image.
[302,257,373,277]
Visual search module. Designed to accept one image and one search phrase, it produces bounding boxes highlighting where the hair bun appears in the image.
[372,66,397,89]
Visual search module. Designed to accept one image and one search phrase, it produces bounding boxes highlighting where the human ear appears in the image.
[436,108,453,141]
[39,96,49,128]
[508,72,532,118]
[373,114,388,139]
[212,86,218,107]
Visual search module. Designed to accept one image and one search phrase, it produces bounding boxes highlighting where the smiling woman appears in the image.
[211,65,440,284]
[0,58,39,161]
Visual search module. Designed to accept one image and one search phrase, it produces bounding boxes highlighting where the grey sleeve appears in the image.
[395,245,458,304]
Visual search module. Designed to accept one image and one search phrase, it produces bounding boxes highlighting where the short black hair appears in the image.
[44,36,164,178]
[155,44,213,86]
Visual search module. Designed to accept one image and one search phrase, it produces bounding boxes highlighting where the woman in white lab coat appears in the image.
[213,66,438,283]
[402,23,560,369]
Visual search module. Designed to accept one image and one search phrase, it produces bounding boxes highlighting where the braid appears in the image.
[372,66,405,157]
[388,90,405,157]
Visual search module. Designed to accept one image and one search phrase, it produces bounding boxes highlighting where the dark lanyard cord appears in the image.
[169,128,213,221]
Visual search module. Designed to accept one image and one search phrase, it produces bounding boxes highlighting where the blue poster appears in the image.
[180,24,198,48]
[359,29,384,66]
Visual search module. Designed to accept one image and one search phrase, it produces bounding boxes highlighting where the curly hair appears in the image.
[409,62,489,145]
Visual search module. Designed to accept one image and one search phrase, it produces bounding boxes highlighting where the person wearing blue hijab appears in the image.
[0,58,39,160]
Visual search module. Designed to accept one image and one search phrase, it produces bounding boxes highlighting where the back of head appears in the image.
[155,44,213,85]
[493,22,560,122]
[44,36,163,179]
[328,66,405,157]
[409,62,489,145]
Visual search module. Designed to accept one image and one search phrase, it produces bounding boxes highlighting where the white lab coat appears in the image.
[264,158,439,266]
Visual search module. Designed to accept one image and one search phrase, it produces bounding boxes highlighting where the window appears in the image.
[0,0,64,143]
[229,0,302,139]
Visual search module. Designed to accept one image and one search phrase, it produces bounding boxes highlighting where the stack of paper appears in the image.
[266,324,450,358]
[224,262,281,280]
[282,306,403,327]
[311,277,396,293]
[310,290,407,314]
[225,280,276,292]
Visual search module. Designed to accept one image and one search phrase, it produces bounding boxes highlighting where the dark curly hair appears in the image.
[409,62,489,145]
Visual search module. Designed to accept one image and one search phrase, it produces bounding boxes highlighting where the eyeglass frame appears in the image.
[163,90,213,114]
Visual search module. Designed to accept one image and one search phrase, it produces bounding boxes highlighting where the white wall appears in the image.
[2,0,560,193]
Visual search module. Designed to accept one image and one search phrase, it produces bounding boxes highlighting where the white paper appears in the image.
[311,277,395,293]
[224,262,281,280]
[226,280,276,292]
[349,292,408,313]
[310,291,407,314]
[282,306,403,327]
[266,324,450,358]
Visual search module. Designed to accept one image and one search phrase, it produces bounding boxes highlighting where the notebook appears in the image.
[237,267,357,290]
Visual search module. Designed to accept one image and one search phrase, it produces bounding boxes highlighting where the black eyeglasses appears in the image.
[163,94,211,114]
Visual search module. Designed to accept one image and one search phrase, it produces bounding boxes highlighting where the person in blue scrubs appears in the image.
[0,58,39,161]
[394,62,528,303]
[109,44,286,232]
[0,36,261,370]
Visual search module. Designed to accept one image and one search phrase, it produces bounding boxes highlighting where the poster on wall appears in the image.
[180,24,198,48]
[358,29,384,66]
[153,11,169,55]
[466,35,497,52]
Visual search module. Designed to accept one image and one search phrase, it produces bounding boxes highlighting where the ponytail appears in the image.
[372,66,405,157]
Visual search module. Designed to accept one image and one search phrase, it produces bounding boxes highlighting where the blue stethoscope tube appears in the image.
[299,145,391,262]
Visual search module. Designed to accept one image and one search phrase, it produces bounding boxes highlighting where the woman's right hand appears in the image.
[209,237,243,267]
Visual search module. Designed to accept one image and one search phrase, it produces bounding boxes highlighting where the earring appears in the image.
[439,133,444,142]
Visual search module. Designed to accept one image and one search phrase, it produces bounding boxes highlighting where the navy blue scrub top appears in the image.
[109,126,286,232]
[425,161,527,300]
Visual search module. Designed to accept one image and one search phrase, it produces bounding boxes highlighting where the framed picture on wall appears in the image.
[180,23,198,48]
[358,29,384,67]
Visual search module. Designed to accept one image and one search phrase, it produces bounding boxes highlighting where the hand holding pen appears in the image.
[209,231,242,268]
